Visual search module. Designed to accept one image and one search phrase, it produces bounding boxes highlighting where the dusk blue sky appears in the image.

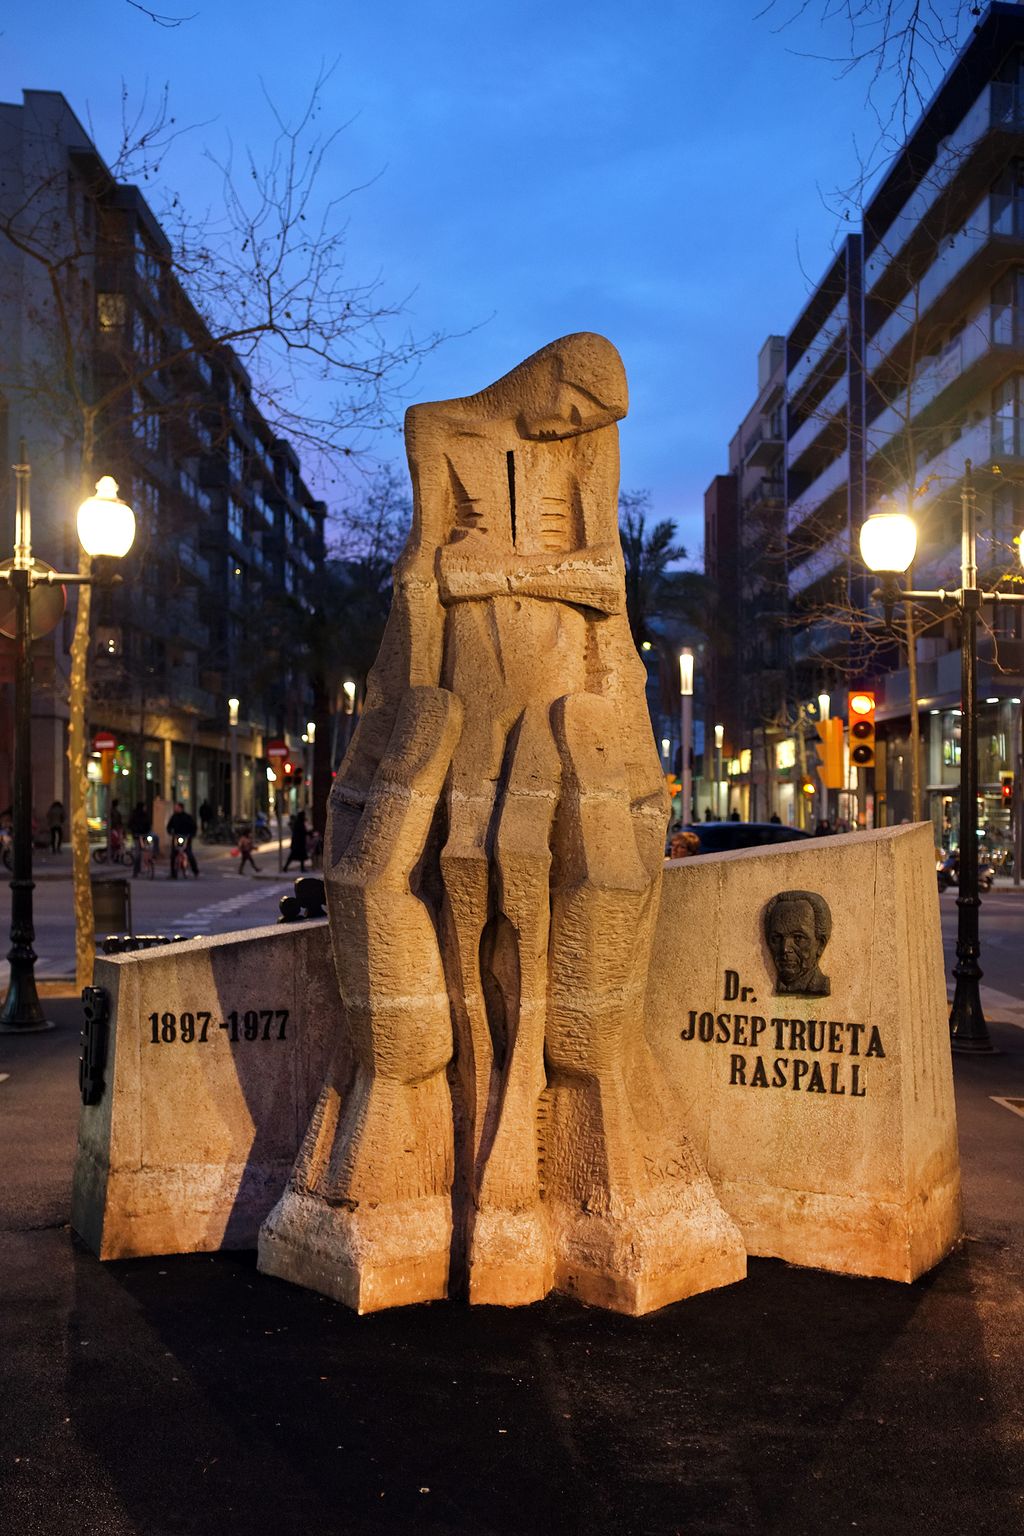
[1,2,973,559]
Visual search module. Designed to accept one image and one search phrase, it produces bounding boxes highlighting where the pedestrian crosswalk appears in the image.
[169,885,280,936]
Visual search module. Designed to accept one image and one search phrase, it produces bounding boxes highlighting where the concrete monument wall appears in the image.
[72,922,335,1260]
[649,823,961,1282]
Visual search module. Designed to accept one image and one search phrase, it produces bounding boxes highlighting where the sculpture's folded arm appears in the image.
[436,539,623,615]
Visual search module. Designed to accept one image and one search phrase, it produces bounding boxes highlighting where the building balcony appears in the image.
[787,374,848,471]
[165,671,217,718]
[787,448,849,535]
[742,421,784,468]
[904,414,1024,523]
[787,529,848,598]
[865,80,1024,295]
[787,295,847,402]
[879,635,1024,718]
[866,194,1024,375]
[791,617,848,664]
[178,542,212,586]
[866,304,1024,460]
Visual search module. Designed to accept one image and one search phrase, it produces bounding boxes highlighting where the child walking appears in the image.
[237,827,261,875]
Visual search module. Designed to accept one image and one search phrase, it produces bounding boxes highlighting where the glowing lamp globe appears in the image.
[859,511,917,574]
[77,476,136,558]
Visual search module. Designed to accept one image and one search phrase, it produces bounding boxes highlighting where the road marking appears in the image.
[172,886,279,934]
[0,1073,9,1084]
[990,1096,1024,1120]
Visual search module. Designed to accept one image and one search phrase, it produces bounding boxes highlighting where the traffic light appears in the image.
[800,777,817,799]
[848,690,876,770]
[815,717,844,789]
[665,773,681,800]
[1001,771,1014,804]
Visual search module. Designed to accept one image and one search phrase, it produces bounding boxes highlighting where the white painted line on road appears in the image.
[990,1096,1024,1120]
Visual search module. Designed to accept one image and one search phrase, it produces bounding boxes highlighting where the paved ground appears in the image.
[0,992,1022,1535]
[0,841,311,981]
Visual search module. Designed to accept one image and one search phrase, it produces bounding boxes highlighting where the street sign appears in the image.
[93,730,117,752]
[267,739,289,759]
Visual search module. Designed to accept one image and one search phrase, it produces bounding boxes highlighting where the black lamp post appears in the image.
[0,443,135,1033]
[861,459,1024,1054]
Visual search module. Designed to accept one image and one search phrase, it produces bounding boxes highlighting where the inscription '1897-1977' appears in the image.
[147,1009,290,1044]
[680,1006,886,1097]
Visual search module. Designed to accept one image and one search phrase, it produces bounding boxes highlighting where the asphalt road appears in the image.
[0,1002,1021,1535]
[938,887,1024,1022]
[0,841,300,980]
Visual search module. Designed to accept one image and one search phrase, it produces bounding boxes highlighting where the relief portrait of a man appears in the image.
[763,890,832,997]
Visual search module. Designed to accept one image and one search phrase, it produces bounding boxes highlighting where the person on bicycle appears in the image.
[129,802,151,878]
[167,802,199,878]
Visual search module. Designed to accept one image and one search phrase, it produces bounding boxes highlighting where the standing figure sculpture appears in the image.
[259,334,745,1314]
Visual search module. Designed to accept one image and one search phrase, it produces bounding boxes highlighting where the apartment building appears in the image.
[710,3,1024,858]
[0,91,325,827]
[704,337,788,821]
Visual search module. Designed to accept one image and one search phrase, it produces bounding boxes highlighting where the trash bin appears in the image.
[92,878,131,935]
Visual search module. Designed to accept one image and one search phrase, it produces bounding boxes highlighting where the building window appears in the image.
[97,292,126,331]
[132,313,160,368]
[228,436,244,481]
[991,161,1024,238]
[992,269,1024,346]
[228,498,244,542]
[992,375,1024,457]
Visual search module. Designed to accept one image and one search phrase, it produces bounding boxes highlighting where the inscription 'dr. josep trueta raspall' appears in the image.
[678,889,886,1098]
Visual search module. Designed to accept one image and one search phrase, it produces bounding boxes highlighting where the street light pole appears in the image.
[948,466,987,1050]
[0,450,135,1033]
[714,723,724,819]
[860,459,1024,1055]
[0,453,48,1028]
[679,649,693,825]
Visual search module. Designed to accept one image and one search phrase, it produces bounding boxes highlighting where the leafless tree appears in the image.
[0,80,443,986]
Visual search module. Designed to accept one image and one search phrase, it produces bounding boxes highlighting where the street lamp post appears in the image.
[860,460,1024,1053]
[714,723,724,819]
[0,451,134,1033]
[679,649,694,825]
[227,697,240,824]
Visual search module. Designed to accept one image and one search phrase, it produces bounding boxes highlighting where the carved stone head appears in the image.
[763,889,832,997]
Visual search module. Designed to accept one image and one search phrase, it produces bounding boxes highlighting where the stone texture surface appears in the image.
[259,334,746,1314]
[649,824,961,1282]
[72,921,335,1260]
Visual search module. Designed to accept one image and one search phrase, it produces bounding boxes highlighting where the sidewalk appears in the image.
[0,1003,1021,1535]
[3,838,310,883]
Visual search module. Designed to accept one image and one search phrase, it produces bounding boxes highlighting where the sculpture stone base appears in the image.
[259,1190,452,1313]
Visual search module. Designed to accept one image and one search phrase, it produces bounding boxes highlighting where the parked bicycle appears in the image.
[92,828,132,866]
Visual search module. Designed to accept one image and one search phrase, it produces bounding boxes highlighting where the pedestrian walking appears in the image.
[128,801,152,876]
[283,808,308,872]
[166,802,199,877]
[237,827,260,875]
[46,800,65,853]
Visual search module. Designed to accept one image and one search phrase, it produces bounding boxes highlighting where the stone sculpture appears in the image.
[258,333,746,1314]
